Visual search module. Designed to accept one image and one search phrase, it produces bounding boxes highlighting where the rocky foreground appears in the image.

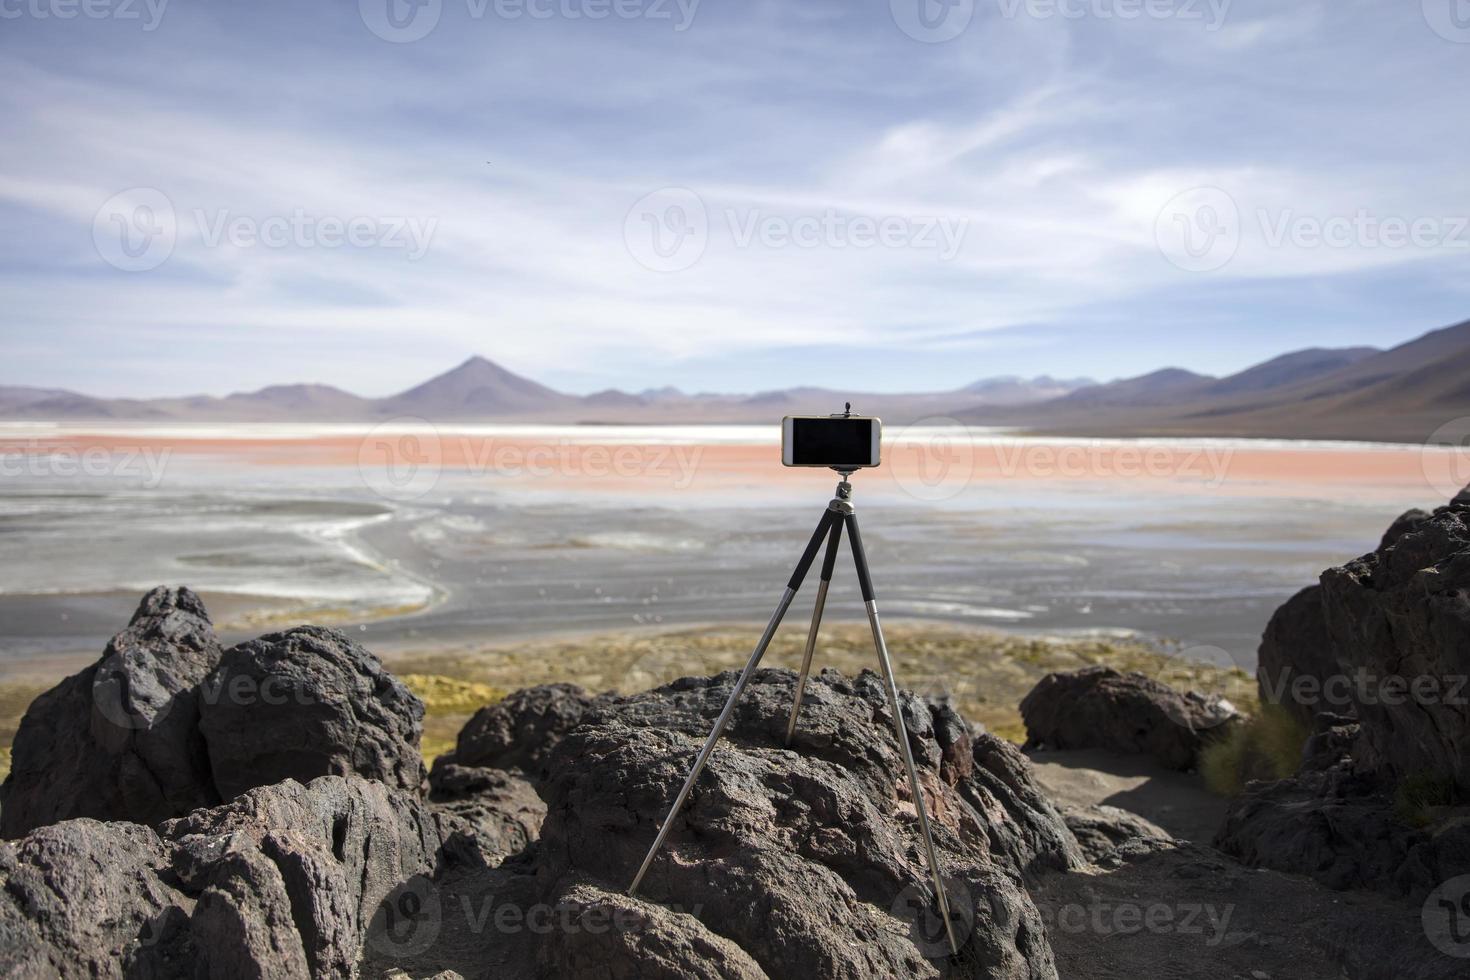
[4,490,1470,977]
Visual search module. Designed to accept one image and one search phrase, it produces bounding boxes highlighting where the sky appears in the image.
[1,0,1468,398]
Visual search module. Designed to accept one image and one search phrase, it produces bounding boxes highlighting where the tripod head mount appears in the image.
[828,473,855,514]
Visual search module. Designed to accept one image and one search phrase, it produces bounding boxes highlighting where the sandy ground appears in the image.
[1026,747,1229,844]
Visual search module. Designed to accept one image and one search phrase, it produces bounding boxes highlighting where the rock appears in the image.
[428,764,546,868]
[0,819,193,979]
[0,775,455,980]
[1256,585,1342,729]
[199,626,427,800]
[537,876,771,980]
[928,700,975,786]
[1214,765,1470,900]
[535,667,1066,979]
[965,734,1084,875]
[431,683,608,787]
[176,832,318,979]
[1220,489,1470,900]
[1379,507,1432,550]
[1299,715,1358,773]
[1060,804,1172,864]
[1019,666,1240,771]
[0,586,223,838]
[1316,496,1470,791]
[163,775,445,962]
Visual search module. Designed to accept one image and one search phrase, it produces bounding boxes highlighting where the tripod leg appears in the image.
[785,515,843,745]
[629,507,836,896]
[846,513,960,956]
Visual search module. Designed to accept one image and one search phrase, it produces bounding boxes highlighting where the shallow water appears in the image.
[0,423,1450,678]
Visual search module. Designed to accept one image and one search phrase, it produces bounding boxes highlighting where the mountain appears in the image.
[4,321,1469,441]
[377,356,574,417]
[0,385,75,409]
[957,375,1094,404]
[963,321,1470,442]
[1199,347,1378,398]
[219,384,371,415]
[1047,369,1214,409]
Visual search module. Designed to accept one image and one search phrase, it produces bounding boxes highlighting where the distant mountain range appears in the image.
[0,359,1093,426]
[963,319,1470,442]
[4,318,1469,442]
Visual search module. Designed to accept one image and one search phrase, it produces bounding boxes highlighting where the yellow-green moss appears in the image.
[1200,703,1311,797]
[400,673,507,768]
[1394,771,1458,828]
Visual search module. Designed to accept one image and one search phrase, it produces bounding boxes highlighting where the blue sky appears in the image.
[2,0,1468,397]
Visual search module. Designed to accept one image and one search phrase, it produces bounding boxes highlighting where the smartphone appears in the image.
[781,415,882,469]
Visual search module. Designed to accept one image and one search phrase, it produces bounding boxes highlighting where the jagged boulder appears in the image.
[428,764,546,868]
[534,667,1068,979]
[1214,764,1470,901]
[1060,805,1172,865]
[537,876,771,979]
[0,776,452,980]
[966,734,1084,875]
[0,586,223,838]
[1019,666,1240,771]
[1317,495,1470,790]
[0,819,193,978]
[199,626,427,800]
[1218,490,1470,900]
[430,683,609,788]
[1256,585,1342,729]
[164,776,445,977]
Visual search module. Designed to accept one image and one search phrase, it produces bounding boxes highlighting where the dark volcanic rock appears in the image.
[1060,804,1172,865]
[1219,489,1470,900]
[429,764,546,868]
[1019,666,1240,770]
[0,776,452,980]
[164,776,444,953]
[1299,714,1359,773]
[1379,507,1432,550]
[431,682,608,787]
[0,819,192,978]
[965,734,1084,875]
[1215,765,1470,900]
[1256,584,1342,729]
[535,667,1067,979]
[0,586,223,838]
[1317,496,1470,791]
[199,626,427,800]
[538,876,770,979]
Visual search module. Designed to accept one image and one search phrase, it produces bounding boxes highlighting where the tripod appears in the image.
[627,473,960,957]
